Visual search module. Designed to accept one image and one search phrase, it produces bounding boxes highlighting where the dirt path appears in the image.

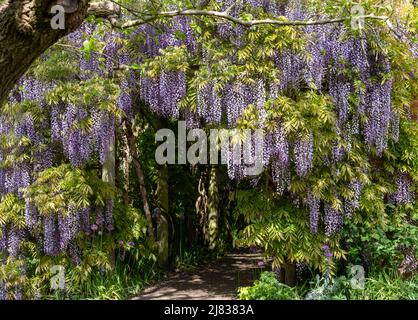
[132,253,266,300]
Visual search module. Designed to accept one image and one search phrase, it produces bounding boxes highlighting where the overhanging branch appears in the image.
[107,8,389,29]
[88,1,120,18]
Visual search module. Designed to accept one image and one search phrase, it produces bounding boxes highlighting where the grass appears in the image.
[67,246,223,299]
[239,269,418,300]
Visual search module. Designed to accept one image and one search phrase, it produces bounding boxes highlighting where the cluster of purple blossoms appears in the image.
[324,203,343,237]
[364,76,393,155]
[293,132,314,178]
[272,160,290,195]
[394,172,414,205]
[41,203,111,256]
[140,72,186,119]
[118,80,133,120]
[43,215,59,256]
[62,105,92,167]
[223,83,247,128]
[91,109,115,164]
[344,180,362,217]
[197,82,222,125]
[322,244,333,259]
[6,229,25,258]
[51,101,116,167]
[24,199,38,230]
[307,188,320,234]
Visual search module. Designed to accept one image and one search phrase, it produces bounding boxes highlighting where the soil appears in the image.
[132,253,267,300]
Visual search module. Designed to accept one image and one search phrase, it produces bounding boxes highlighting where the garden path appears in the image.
[132,253,267,300]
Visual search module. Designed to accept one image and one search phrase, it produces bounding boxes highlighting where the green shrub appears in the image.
[350,273,418,300]
[342,213,418,273]
[305,271,418,300]
[238,272,300,300]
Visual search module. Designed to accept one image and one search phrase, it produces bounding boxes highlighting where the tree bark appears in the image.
[102,128,115,267]
[118,128,131,207]
[155,164,170,270]
[196,170,208,246]
[207,166,219,250]
[102,129,115,184]
[283,261,297,287]
[0,0,119,105]
[411,100,418,122]
[124,119,154,238]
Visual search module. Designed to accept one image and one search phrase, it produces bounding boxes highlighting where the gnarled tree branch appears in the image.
[0,0,393,106]
[0,0,119,105]
[108,7,389,29]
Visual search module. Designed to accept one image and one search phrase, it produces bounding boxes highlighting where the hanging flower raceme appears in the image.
[344,180,362,218]
[394,172,414,205]
[139,71,186,119]
[197,81,222,125]
[307,188,320,234]
[324,203,343,237]
[293,132,314,178]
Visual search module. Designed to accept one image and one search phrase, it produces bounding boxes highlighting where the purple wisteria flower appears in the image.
[322,244,333,259]
[257,260,267,268]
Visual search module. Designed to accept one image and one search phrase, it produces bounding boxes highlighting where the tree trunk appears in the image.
[0,1,119,105]
[196,170,208,246]
[102,129,115,267]
[155,164,170,270]
[283,261,297,287]
[207,166,219,250]
[117,127,131,207]
[102,130,115,185]
[124,119,154,238]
